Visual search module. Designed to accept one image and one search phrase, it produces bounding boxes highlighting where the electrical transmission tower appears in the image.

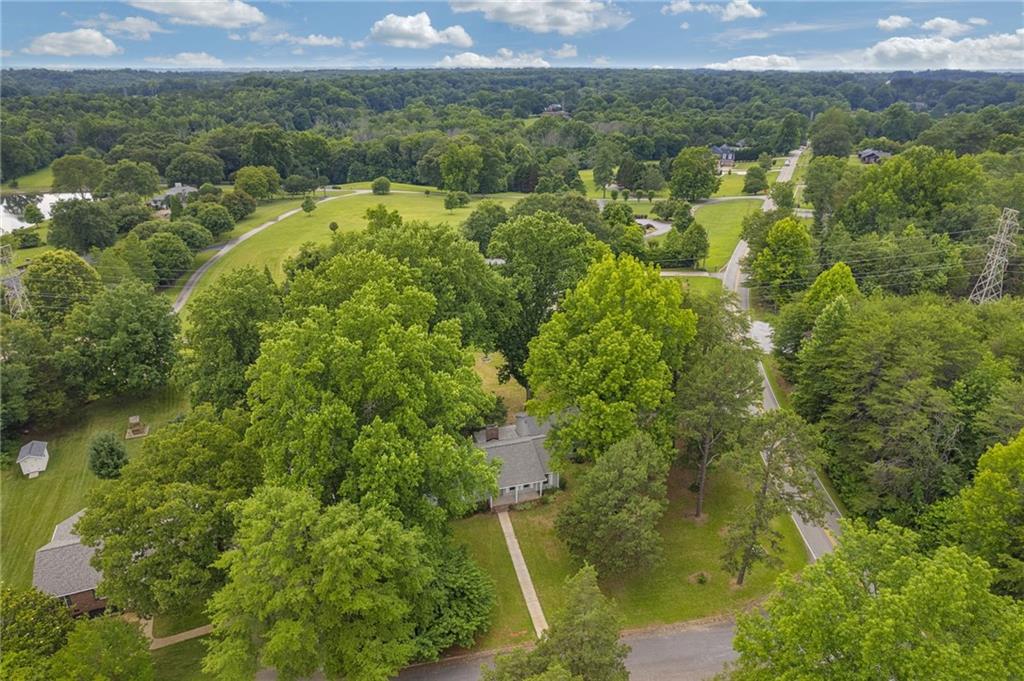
[0,244,30,317]
[969,207,1020,304]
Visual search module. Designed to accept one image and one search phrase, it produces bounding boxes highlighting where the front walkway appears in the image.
[496,510,548,637]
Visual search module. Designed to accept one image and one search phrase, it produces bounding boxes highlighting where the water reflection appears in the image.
[0,193,92,233]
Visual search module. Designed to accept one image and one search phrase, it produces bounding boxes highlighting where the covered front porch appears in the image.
[490,480,545,510]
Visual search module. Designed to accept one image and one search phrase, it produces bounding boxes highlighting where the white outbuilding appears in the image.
[17,440,49,478]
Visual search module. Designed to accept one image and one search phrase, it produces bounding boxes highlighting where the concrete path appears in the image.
[496,510,548,637]
[171,189,369,312]
[134,615,212,650]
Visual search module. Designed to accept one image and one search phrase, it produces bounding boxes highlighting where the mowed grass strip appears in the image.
[694,199,763,271]
[451,513,534,651]
[678,275,723,296]
[0,387,188,588]
[152,637,211,681]
[3,165,54,191]
[509,466,806,629]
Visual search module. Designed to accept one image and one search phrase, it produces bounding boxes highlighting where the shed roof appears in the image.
[32,511,102,599]
[17,440,48,462]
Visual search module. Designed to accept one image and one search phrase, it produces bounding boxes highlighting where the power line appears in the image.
[969,208,1021,304]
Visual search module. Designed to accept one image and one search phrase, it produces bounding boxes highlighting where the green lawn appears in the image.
[510,466,807,627]
[694,199,763,271]
[9,224,54,267]
[152,637,211,681]
[451,513,534,650]
[474,352,527,424]
[337,181,441,193]
[677,275,723,295]
[0,388,188,588]
[3,165,53,191]
[181,191,520,310]
[153,592,212,638]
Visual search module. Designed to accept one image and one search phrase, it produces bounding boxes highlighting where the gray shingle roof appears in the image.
[474,414,554,489]
[32,511,102,598]
[17,440,47,462]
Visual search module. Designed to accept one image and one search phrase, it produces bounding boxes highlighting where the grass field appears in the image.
[152,637,211,681]
[578,169,669,201]
[0,387,188,588]
[677,275,723,295]
[474,352,527,423]
[153,593,211,638]
[3,165,54,191]
[181,191,520,310]
[337,181,441,193]
[10,224,54,267]
[451,513,534,650]
[510,466,807,627]
[694,199,763,270]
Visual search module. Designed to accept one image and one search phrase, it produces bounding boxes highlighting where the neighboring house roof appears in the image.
[151,183,198,202]
[17,440,47,462]
[858,148,892,160]
[474,414,554,489]
[33,510,102,598]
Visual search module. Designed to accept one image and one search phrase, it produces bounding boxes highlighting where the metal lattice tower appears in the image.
[969,207,1020,304]
[0,244,30,317]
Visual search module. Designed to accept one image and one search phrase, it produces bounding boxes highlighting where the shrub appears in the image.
[88,431,127,479]
[195,203,234,237]
[371,176,391,195]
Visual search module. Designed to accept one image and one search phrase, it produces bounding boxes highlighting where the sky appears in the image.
[0,1,1021,71]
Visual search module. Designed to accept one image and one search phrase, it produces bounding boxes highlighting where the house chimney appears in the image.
[515,413,528,437]
[485,424,500,441]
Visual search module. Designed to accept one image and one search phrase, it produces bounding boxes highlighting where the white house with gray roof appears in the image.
[33,511,106,616]
[16,440,49,478]
[474,413,559,508]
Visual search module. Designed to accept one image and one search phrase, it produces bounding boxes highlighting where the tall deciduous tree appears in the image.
[180,266,281,410]
[51,154,105,194]
[462,200,508,253]
[483,565,629,681]
[555,433,670,575]
[809,107,855,158]
[669,147,720,201]
[742,165,768,194]
[203,486,433,681]
[47,199,116,253]
[526,254,697,462]
[49,617,154,681]
[729,520,1024,680]
[55,279,178,398]
[0,585,74,675]
[247,279,497,523]
[22,249,101,328]
[78,406,260,615]
[748,217,815,306]
[98,159,160,196]
[145,231,192,285]
[488,211,608,390]
[722,410,825,585]
[165,151,223,187]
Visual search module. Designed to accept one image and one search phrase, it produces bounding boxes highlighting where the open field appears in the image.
[3,165,54,191]
[337,181,441,193]
[509,466,807,627]
[180,191,520,310]
[678,275,723,295]
[579,169,669,201]
[9,224,53,266]
[0,387,187,588]
[694,199,763,270]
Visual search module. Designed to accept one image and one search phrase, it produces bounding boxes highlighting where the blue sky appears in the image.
[1,1,1021,70]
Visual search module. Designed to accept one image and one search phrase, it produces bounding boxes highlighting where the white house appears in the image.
[17,440,49,478]
[474,414,560,508]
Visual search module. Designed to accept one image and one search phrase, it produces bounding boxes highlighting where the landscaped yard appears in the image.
[2,165,54,191]
[9,224,53,266]
[181,191,521,310]
[694,199,763,270]
[0,387,188,589]
[677,275,723,295]
[451,513,534,650]
[510,465,807,628]
[152,637,211,681]
[474,352,527,423]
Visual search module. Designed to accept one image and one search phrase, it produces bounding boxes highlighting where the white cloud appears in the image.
[705,54,798,70]
[877,15,912,31]
[77,14,168,40]
[249,29,344,47]
[370,12,473,48]
[680,22,690,30]
[593,56,610,65]
[23,29,122,56]
[127,0,265,29]
[717,21,846,44]
[968,17,989,26]
[551,43,577,58]
[1,50,12,58]
[437,48,550,68]
[450,0,631,36]
[662,0,765,22]
[145,51,225,67]
[921,17,970,38]
[864,29,1024,70]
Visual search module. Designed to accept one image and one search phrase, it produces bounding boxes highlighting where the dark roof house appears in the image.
[474,413,560,508]
[857,149,892,164]
[149,182,198,208]
[33,511,106,616]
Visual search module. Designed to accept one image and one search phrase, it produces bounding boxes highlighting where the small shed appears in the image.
[17,440,49,478]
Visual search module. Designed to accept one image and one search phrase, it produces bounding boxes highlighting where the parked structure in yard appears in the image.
[857,148,892,164]
[474,413,560,508]
[16,440,49,478]
[149,182,197,208]
[33,511,106,616]
[541,103,570,118]
[125,415,150,439]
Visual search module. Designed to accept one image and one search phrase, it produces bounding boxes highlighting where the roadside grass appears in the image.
[694,199,763,271]
[451,513,534,650]
[180,191,520,311]
[0,387,188,589]
[474,352,527,423]
[152,637,211,681]
[761,354,794,411]
[677,275,722,295]
[3,165,53,191]
[509,466,807,627]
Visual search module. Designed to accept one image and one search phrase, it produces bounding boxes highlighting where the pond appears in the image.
[0,193,91,234]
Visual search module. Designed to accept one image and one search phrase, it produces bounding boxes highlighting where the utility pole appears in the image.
[0,244,29,317]
[969,207,1020,304]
